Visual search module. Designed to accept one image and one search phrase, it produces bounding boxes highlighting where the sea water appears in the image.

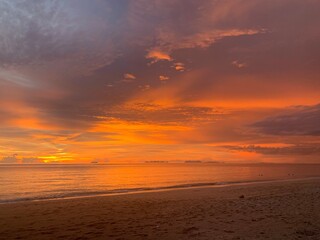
[1,163,320,203]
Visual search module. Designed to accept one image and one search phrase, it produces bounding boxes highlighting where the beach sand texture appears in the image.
[1,179,320,240]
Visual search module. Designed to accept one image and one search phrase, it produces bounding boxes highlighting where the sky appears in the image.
[0,0,320,164]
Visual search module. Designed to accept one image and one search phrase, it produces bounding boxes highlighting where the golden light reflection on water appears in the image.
[1,163,320,203]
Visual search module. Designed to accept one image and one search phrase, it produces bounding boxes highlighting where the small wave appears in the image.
[1,177,319,204]
[0,182,224,204]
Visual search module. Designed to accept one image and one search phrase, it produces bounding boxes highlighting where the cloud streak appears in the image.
[252,105,320,136]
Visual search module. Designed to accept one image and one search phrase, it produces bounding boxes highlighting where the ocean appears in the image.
[1,163,320,203]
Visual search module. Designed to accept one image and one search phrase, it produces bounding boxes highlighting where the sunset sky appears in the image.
[0,0,320,163]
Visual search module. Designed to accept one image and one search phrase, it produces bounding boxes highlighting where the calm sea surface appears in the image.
[1,163,320,203]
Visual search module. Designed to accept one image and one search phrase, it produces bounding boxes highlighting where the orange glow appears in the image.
[1,1,319,164]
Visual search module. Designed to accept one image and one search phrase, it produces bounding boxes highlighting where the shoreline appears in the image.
[1,178,320,239]
[2,176,320,205]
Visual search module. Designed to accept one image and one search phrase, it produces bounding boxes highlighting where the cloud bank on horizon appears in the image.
[0,0,319,163]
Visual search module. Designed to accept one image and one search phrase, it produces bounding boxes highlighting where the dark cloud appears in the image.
[224,144,320,156]
[0,1,72,66]
[252,105,320,136]
[0,0,122,69]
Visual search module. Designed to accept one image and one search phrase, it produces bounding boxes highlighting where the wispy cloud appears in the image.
[0,69,37,88]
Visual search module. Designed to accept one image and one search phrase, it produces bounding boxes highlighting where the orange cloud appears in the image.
[173,62,185,72]
[232,60,247,69]
[124,73,136,80]
[159,75,169,81]
[146,50,172,63]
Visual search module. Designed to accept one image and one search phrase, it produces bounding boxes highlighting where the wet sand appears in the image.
[1,178,320,240]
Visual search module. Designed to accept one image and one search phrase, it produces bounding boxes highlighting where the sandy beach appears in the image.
[1,178,320,240]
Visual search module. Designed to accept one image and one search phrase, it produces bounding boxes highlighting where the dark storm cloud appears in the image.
[252,105,320,136]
